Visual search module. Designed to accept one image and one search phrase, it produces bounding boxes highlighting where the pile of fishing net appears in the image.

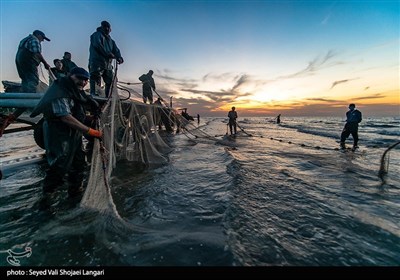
[80,83,175,214]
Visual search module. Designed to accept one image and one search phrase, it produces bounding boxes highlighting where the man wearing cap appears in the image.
[30,67,102,197]
[15,30,51,93]
[89,20,124,97]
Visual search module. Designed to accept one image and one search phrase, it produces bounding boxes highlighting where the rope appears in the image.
[235,121,253,136]
[117,80,142,85]
[38,65,50,86]
[95,60,120,189]
[378,141,400,183]
[116,85,131,101]
[117,84,143,99]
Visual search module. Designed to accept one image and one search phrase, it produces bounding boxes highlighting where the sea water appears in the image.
[0,117,399,266]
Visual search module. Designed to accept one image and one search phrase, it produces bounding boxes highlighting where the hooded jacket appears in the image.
[89,26,122,70]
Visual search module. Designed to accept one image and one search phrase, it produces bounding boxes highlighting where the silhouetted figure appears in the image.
[181,108,194,121]
[61,51,78,74]
[228,106,238,135]
[49,59,67,85]
[139,70,156,104]
[340,103,362,151]
[276,114,281,124]
[89,20,124,97]
[154,97,173,132]
[197,114,200,124]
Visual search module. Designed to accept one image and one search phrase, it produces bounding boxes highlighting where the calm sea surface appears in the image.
[0,116,399,266]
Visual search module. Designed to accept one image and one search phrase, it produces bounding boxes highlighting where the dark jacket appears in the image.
[139,73,156,94]
[89,27,122,70]
[60,58,78,73]
[30,77,88,123]
[346,109,362,124]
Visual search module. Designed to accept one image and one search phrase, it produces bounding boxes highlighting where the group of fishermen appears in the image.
[13,20,362,201]
[14,21,138,198]
[14,20,198,199]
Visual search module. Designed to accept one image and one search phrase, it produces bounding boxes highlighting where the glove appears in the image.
[87,128,102,139]
[117,57,124,64]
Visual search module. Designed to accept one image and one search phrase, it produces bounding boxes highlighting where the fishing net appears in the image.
[378,141,400,184]
[80,81,173,215]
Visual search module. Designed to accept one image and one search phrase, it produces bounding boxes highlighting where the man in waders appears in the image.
[30,67,102,197]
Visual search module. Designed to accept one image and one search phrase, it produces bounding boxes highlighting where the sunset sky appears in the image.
[0,0,399,117]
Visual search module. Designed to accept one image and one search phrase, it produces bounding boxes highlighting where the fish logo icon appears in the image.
[6,247,32,266]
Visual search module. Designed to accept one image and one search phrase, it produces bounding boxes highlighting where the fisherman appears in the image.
[139,70,156,104]
[30,67,102,197]
[181,108,194,121]
[154,97,173,132]
[89,20,124,97]
[340,103,362,151]
[276,114,281,124]
[228,106,238,135]
[49,59,67,84]
[60,51,78,74]
[15,30,51,93]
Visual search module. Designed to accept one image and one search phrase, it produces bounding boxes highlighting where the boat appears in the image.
[0,78,197,182]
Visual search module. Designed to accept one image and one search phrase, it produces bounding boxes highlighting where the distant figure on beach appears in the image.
[139,70,156,104]
[228,106,238,135]
[340,103,362,151]
[49,59,67,85]
[197,114,200,125]
[89,20,124,97]
[60,51,78,74]
[276,114,281,124]
[15,30,51,93]
[30,67,102,197]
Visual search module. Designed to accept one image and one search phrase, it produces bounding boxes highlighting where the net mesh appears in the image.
[80,81,173,215]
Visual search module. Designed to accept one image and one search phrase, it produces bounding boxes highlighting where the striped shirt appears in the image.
[19,34,42,54]
[51,98,74,117]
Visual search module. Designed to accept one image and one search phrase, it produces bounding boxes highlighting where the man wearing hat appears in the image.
[30,67,102,197]
[89,20,124,97]
[15,30,51,93]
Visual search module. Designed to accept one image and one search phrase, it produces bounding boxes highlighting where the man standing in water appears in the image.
[30,67,102,197]
[228,106,238,135]
[276,114,281,124]
[340,103,362,151]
